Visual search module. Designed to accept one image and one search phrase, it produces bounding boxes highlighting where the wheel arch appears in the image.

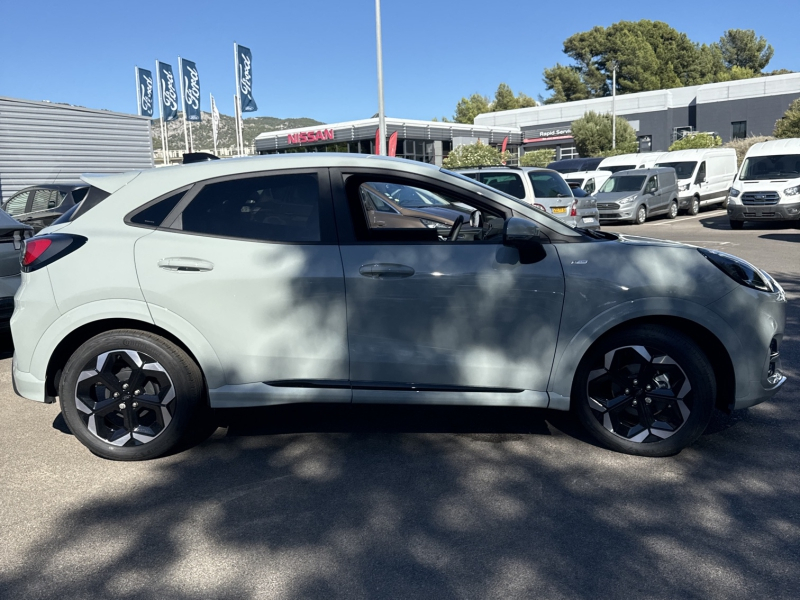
[549,303,740,413]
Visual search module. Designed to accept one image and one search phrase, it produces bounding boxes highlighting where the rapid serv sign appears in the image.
[287,129,335,144]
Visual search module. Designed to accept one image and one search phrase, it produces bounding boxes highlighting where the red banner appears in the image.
[375,128,381,155]
[388,131,398,157]
[501,136,509,154]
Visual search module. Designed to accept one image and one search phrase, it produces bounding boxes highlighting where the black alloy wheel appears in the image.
[688,197,700,215]
[573,326,715,456]
[59,329,206,460]
[634,205,647,225]
[667,201,679,219]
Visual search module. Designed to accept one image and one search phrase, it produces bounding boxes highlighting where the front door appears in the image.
[134,169,350,405]
[333,170,565,406]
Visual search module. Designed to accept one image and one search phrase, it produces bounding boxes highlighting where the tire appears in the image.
[634,205,647,225]
[730,219,744,230]
[572,325,715,457]
[59,329,205,461]
[667,200,679,219]
[688,196,700,216]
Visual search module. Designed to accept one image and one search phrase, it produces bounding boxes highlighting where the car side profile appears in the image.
[11,155,786,460]
[2,184,90,232]
[596,167,680,224]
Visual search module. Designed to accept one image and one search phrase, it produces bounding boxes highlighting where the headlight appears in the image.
[729,188,741,198]
[698,248,775,293]
[784,185,800,196]
[618,195,635,205]
[420,218,445,229]
[679,183,690,192]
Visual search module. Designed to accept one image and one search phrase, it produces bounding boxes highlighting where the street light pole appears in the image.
[612,64,617,150]
[375,0,387,155]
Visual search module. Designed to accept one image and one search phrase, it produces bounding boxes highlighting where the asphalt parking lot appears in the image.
[1,209,798,600]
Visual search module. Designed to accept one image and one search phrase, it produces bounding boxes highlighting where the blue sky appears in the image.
[2,0,798,123]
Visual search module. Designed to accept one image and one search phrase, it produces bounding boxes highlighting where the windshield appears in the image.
[656,161,697,180]
[528,171,573,197]
[440,169,581,236]
[599,175,646,193]
[604,165,636,174]
[740,154,800,180]
[368,181,450,208]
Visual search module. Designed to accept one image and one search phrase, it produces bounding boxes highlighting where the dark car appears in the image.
[0,210,33,329]
[546,157,604,174]
[1,184,90,232]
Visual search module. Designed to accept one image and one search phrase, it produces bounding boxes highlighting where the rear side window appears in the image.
[179,173,321,243]
[478,173,525,199]
[3,191,30,216]
[130,190,187,227]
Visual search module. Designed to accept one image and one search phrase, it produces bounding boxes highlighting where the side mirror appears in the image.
[503,217,540,247]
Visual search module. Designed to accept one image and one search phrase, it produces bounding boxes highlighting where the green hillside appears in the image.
[151,111,324,151]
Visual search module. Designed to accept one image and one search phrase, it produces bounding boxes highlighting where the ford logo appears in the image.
[755,194,765,200]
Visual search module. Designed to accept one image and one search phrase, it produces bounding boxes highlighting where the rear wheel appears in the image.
[688,197,700,215]
[634,205,647,225]
[730,219,744,230]
[667,200,679,219]
[59,329,205,461]
[573,325,715,457]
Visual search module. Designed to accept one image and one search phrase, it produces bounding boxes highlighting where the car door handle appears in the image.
[359,263,415,279]
[157,257,214,272]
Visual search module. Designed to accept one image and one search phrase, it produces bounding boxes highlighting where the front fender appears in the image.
[29,299,225,389]
[547,296,743,407]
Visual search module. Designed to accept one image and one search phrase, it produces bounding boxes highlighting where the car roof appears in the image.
[16,183,89,193]
[563,170,612,178]
[612,167,675,176]
[456,166,553,173]
[746,138,800,157]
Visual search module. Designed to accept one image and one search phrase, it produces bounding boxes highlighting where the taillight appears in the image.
[20,234,87,273]
[533,203,546,211]
[570,200,578,217]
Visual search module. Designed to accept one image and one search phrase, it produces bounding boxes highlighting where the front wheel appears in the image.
[667,200,678,219]
[688,197,700,215]
[573,325,715,457]
[634,205,647,225]
[59,329,206,460]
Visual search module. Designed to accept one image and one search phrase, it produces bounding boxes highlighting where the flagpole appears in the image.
[155,61,168,166]
[233,43,243,156]
[211,93,218,156]
[189,122,194,153]
[178,56,189,156]
[375,0,387,156]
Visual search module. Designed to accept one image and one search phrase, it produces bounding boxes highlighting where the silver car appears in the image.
[11,155,786,460]
[596,167,680,224]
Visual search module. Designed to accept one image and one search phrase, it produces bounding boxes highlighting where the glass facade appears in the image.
[261,138,459,166]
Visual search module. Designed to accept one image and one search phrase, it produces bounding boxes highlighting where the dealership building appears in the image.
[255,73,800,166]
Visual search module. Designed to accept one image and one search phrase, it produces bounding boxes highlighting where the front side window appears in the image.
[3,191,30,216]
[600,175,646,193]
[477,173,525,199]
[645,176,658,192]
[29,189,58,212]
[584,178,596,194]
[180,173,321,243]
[528,171,572,198]
[695,162,707,184]
[740,155,800,181]
[356,180,504,243]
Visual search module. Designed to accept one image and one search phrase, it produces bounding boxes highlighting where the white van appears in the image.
[597,152,666,174]
[562,170,612,195]
[727,139,800,229]
[656,148,738,215]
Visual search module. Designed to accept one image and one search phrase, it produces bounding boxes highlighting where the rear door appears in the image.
[133,168,350,404]
[332,169,565,406]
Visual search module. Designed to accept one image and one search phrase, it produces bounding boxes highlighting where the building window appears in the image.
[732,121,747,139]
[638,135,652,153]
